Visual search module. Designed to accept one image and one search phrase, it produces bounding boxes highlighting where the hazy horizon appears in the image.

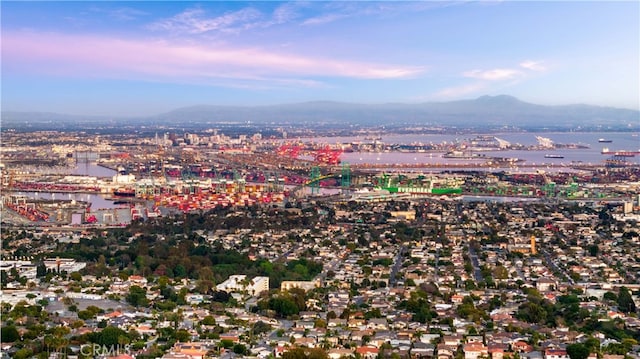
[2,1,639,117]
[3,94,640,119]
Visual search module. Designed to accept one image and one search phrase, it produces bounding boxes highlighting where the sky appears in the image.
[2,1,639,116]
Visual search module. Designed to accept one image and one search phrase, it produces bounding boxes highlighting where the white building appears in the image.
[216,275,269,296]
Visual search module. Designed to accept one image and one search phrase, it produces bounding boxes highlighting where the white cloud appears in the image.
[439,59,548,99]
[89,6,148,21]
[301,13,348,26]
[301,2,464,26]
[149,6,263,34]
[108,7,148,21]
[149,3,309,34]
[463,68,523,81]
[271,2,303,25]
[520,60,546,72]
[434,83,486,98]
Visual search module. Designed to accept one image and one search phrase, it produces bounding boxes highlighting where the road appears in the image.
[540,248,574,285]
[468,243,483,283]
[389,245,407,287]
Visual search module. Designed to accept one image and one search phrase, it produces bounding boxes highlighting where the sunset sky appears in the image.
[2,1,639,116]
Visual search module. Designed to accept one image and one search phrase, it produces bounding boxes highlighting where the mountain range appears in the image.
[2,95,638,130]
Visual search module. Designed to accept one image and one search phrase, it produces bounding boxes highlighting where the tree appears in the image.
[36,262,47,277]
[493,265,509,280]
[233,343,248,355]
[603,291,617,302]
[1,326,20,342]
[617,287,636,314]
[516,302,547,324]
[174,264,187,278]
[253,321,272,335]
[126,285,148,307]
[78,310,95,320]
[200,315,216,326]
[566,343,590,359]
[97,326,128,346]
[282,347,328,359]
[175,329,190,342]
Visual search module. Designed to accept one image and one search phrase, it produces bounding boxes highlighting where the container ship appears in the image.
[378,175,463,195]
[382,185,462,195]
[544,154,564,159]
[598,138,612,143]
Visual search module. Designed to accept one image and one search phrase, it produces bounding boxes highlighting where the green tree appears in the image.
[13,348,33,359]
[617,287,636,314]
[200,315,216,326]
[567,343,590,359]
[97,326,128,346]
[36,262,47,277]
[175,329,190,342]
[174,264,187,278]
[1,326,20,342]
[233,343,248,355]
[282,347,328,359]
[253,321,273,335]
[126,285,148,307]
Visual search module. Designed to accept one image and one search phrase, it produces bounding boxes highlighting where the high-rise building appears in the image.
[531,236,537,255]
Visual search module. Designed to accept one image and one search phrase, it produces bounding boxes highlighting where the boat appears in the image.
[598,138,612,143]
[113,188,136,197]
[544,154,564,159]
[442,151,487,159]
[601,148,640,156]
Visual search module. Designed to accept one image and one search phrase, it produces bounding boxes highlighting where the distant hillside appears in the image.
[148,95,640,128]
[3,95,638,131]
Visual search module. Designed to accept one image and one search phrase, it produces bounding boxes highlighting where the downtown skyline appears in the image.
[2,1,639,117]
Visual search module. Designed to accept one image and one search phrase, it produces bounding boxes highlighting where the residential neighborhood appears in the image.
[2,197,639,359]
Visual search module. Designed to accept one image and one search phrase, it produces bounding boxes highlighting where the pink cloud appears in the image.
[462,68,523,81]
[3,31,424,85]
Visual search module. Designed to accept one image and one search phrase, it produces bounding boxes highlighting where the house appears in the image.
[512,341,533,353]
[443,335,463,346]
[328,348,354,359]
[166,343,210,359]
[128,275,148,286]
[219,334,240,343]
[463,343,488,359]
[437,344,457,359]
[536,278,556,292]
[294,337,317,348]
[281,280,318,291]
[328,318,347,328]
[274,345,288,358]
[488,345,504,359]
[356,346,379,359]
[545,349,569,359]
[411,342,435,358]
[367,318,389,330]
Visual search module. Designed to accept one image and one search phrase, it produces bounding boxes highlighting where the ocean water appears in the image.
[310,132,640,166]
